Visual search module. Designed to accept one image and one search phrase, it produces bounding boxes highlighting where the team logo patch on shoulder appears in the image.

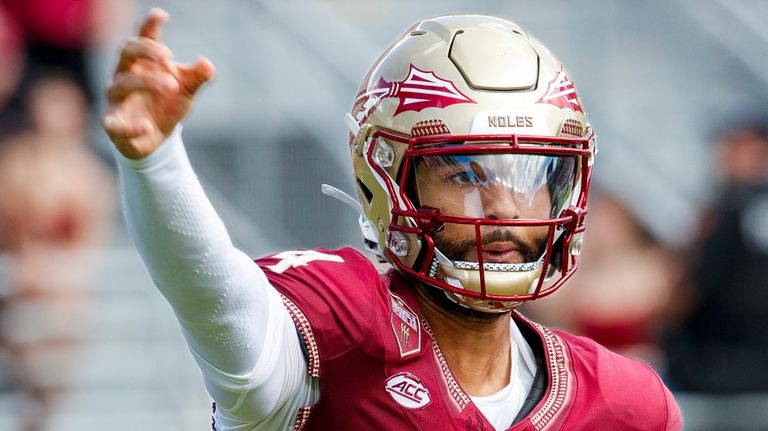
[390,293,421,358]
[386,372,431,409]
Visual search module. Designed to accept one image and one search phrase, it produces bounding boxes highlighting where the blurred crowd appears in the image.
[529,120,768,379]
[0,1,118,430]
[0,2,767,430]
[526,120,768,429]
[665,123,768,393]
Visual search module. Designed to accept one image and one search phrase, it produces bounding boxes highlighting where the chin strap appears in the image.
[321,184,383,258]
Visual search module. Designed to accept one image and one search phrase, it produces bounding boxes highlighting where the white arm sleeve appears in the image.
[114,127,314,426]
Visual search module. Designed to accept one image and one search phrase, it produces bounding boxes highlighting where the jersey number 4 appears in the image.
[266,250,345,274]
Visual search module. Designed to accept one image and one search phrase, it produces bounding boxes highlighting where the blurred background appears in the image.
[1,0,768,429]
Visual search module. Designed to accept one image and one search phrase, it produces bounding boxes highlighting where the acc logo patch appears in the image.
[385,372,431,409]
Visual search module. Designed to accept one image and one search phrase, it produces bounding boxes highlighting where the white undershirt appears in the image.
[470,319,537,431]
[115,127,537,430]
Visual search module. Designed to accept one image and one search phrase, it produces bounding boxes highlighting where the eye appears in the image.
[446,170,479,186]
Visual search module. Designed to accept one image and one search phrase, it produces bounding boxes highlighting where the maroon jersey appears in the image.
[256,247,681,430]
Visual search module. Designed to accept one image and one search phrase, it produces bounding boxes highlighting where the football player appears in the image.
[104,8,682,430]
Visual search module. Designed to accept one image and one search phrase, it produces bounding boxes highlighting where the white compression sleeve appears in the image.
[114,127,313,424]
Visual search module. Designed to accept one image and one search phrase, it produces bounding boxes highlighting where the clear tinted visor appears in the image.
[415,153,578,220]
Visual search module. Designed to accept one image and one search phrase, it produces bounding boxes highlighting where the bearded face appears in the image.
[415,152,573,265]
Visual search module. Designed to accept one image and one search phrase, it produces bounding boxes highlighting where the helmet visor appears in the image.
[414,152,578,220]
[413,152,577,267]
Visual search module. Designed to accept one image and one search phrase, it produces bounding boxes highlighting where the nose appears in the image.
[481,184,520,220]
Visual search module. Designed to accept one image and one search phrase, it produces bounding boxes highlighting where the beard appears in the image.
[434,227,547,264]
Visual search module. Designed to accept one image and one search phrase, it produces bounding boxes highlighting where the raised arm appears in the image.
[103,9,312,425]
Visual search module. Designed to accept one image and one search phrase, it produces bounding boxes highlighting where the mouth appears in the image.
[481,242,523,263]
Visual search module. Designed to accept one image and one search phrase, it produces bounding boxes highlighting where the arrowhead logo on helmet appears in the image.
[537,66,584,113]
[353,64,475,124]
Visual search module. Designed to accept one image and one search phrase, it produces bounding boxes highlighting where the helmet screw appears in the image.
[386,231,409,257]
[373,140,395,168]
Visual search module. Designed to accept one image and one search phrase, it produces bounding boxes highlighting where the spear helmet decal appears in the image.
[536,65,584,113]
[353,64,475,125]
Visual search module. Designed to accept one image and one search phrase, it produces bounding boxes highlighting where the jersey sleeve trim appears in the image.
[280,293,321,378]
[514,312,574,430]
[292,406,312,431]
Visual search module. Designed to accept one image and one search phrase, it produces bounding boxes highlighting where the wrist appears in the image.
[113,125,184,171]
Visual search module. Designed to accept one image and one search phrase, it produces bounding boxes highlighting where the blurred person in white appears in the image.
[0,72,114,431]
[665,120,768,393]
[524,192,680,367]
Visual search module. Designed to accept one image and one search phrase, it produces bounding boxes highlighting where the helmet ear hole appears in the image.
[549,234,565,271]
[356,179,373,204]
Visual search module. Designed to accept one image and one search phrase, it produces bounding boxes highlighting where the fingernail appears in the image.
[149,7,168,19]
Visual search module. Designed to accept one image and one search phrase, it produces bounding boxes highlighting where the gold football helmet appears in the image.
[342,15,596,312]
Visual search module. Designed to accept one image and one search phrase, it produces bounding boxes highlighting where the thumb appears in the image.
[179,56,215,96]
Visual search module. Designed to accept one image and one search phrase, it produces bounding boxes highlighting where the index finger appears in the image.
[138,8,169,41]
